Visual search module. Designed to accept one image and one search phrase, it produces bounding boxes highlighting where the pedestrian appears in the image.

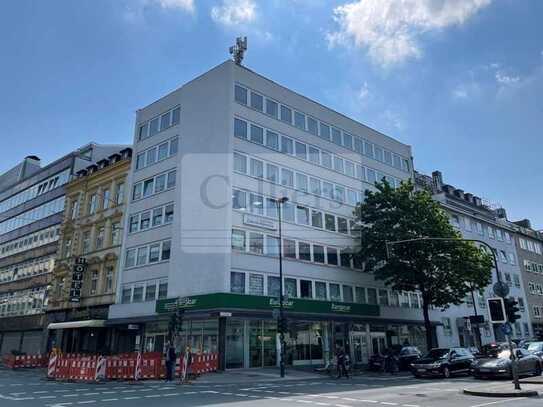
[165,341,176,382]
[336,347,348,379]
[384,349,398,375]
[181,345,193,384]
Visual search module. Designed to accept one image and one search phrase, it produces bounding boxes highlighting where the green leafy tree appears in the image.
[352,180,493,349]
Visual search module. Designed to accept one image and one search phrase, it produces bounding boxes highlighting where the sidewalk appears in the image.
[463,379,541,398]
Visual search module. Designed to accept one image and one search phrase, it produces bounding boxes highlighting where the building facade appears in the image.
[108,60,443,368]
[0,144,129,355]
[511,219,543,338]
[416,171,532,348]
[46,148,131,354]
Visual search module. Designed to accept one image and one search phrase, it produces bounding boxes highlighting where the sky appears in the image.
[0,0,542,228]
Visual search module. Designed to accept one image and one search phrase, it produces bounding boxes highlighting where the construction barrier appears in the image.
[44,352,218,382]
[2,354,48,369]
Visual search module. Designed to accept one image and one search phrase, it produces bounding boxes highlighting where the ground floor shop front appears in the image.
[109,292,432,369]
[0,314,46,355]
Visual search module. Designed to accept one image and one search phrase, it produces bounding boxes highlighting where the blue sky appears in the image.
[0,0,542,227]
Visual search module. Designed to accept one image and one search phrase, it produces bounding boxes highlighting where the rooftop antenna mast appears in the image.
[229,36,247,65]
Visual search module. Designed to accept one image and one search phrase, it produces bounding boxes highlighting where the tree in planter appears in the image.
[352,180,493,349]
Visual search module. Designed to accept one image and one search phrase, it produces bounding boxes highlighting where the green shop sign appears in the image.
[156,292,379,317]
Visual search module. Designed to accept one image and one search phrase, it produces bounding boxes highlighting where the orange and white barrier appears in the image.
[2,354,48,369]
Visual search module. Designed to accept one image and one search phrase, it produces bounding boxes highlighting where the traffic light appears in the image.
[487,298,506,323]
[168,309,185,335]
[504,298,521,323]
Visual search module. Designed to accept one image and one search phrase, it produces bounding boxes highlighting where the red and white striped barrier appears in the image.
[47,354,58,378]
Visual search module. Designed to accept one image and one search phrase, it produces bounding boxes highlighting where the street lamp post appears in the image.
[277,197,288,378]
[385,237,521,391]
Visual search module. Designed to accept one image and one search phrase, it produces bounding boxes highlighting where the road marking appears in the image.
[101,391,116,394]
[34,390,49,394]
[144,394,161,398]
[77,401,96,404]
[359,400,379,403]
[470,398,527,407]
[83,392,100,396]
[296,400,312,403]
[381,403,398,406]
[103,398,119,402]
[40,396,57,399]
[163,393,180,396]
[63,394,79,397]
[124,396,142,400]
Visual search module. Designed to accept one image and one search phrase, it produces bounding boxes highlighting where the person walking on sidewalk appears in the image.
[165,341,176,382]
[336,347,349,379]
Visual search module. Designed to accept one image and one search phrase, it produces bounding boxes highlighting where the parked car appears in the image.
[369,346,422,371]
[525,341,543,358]
[410,348,474,378]
[472,348,542,379]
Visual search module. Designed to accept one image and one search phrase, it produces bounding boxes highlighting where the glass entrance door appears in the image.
[351,333,369,365]
[249,321,277,367]
[371,333,386,356]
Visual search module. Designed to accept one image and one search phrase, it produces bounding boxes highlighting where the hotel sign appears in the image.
[156,292,379,317]
[69,257,87,303]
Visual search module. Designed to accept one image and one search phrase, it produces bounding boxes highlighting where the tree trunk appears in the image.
[422,301,433,351]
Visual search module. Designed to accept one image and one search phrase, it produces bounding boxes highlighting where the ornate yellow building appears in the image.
[46,148,131,353]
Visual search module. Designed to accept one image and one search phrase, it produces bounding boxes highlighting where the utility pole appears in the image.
[277,197,288,378]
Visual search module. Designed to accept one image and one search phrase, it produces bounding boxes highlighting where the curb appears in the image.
[463,388,539,398]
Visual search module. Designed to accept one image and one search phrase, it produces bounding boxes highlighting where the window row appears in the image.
[66,221,122,257]
[528,282,543,296]
[230,271,423,308]
[232,228,363,270]
[132,170,176,201]
[129,203,174,234]
[234,118,404,188]
[234,85,410,173]
[125,239,172,269]
[0,255,54,284]
[524,260,543,274]
[533,305,543,319]
[0,196,65,236]
[0,287,47,318]
[0,169,71,215]
[234,151,364,206]
[232,189,354,235]
[138,106,180,141]
[135,137,179,171]
[519,237,543,255]
[81,181,125,217]
[121,279,168,304]
[0,226,60,259]
[450,213,512,244]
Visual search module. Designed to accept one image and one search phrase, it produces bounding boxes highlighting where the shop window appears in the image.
[300,280,313,299]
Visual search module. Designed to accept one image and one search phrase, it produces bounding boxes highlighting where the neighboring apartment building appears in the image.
[416,171,532,348]
[0,144,129,355]
[108,59,444,369]
[511,219,543,339]
[46,148,131,353]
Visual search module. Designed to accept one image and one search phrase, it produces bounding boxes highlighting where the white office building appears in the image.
[108,59,444,369]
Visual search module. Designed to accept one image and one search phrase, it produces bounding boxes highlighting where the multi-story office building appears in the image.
[0,144,129,355]
[511,219,543,338]
[46,147,131,353]
[109,59,443,368]
[416,171,532,347]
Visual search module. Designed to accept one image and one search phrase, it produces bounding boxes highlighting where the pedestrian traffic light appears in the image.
[175,309,184,331]
[504,298,521,323]
[487,298,506,323]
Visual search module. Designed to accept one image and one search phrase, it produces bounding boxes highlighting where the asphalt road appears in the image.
[0,366,541,407]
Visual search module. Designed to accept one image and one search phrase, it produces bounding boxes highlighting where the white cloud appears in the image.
[495,71,521,86]
[358,82,370,101]
[211,0,257,26]
[155,0,195,13]
[452,86,468,99]
[328,0,492,67]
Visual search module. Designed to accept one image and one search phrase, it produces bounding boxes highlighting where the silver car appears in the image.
[472,348,542,379]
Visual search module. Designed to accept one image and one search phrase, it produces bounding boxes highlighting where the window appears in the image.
[234,152,247,173]
[249,274,264,295]
[146,148,157,166]
[322,182,333,200]
[364,141,374,158]
[379,289,389,306]
[231,271,245,294]
[122,287,132,303]
[294,111,305,130]
[308,146,319,164]
[149,244,160,263]
[160,111,171,130]
[89,194,97,214]
[234,85,247,105]
[102,189,111,210]
[232,189,247,210]
[140,211,151,230]
[143,179,154,197]
[333,156,344,173]
[331,128,342,145]
[249,232,264,254]
[266,99,278,118]
[170,137,178,155]
[266,236,280,257]
[307,117,318,135]
[329,284,341,301]
[315,282,327,300]
[321,152,332,168]
[311,210,323,228]
[265,130,279,150]
[266,164,279,183]
[285,278,297,298]
[313,245,325,263]
[345,161,355,177]
[232,229,246,251]
[152,208,163,227]
[250,193,264,215]
[161,240,171,260]
[171,107,180,125]
[158,142,169,161]
[166,170,176,189]
[327,248,339,266]
[343,286,354,303]
[111,222,121,245]
[155,174,166,193]
[295,141,307,159]
[250,158,264,178]
[325,214,336,232]
[125,249,136,268]
[337,217,348,234]
[281,168,294,187]
[138,124,148,141]
[266,198,278,218]
[250,92,263,111]
[149,118,159,137]
[234,118,248,139]
[158,281,168,299]
[284,239,297,259]
[298,242,311,261]
[280,105,292,124]
[319,123,330,140]
[280,136,293,155]
[250,124,264,144]
[105,267,114,292]
[116,182,125,205]
[90,270,99,295]
[137,247,147,265]
[296,206,309,225]
[95,227,105,249]
[310,178,321,195]
[343,133,353,149]
[300,280,312,298]
[282,202,295,222]
[145,282,156,302]
[82,231,91,254]
[268,276,281,297]
[442,318,452,335]
[367,288,377,305]
[164,204,174,223]
[355,287,366,304]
